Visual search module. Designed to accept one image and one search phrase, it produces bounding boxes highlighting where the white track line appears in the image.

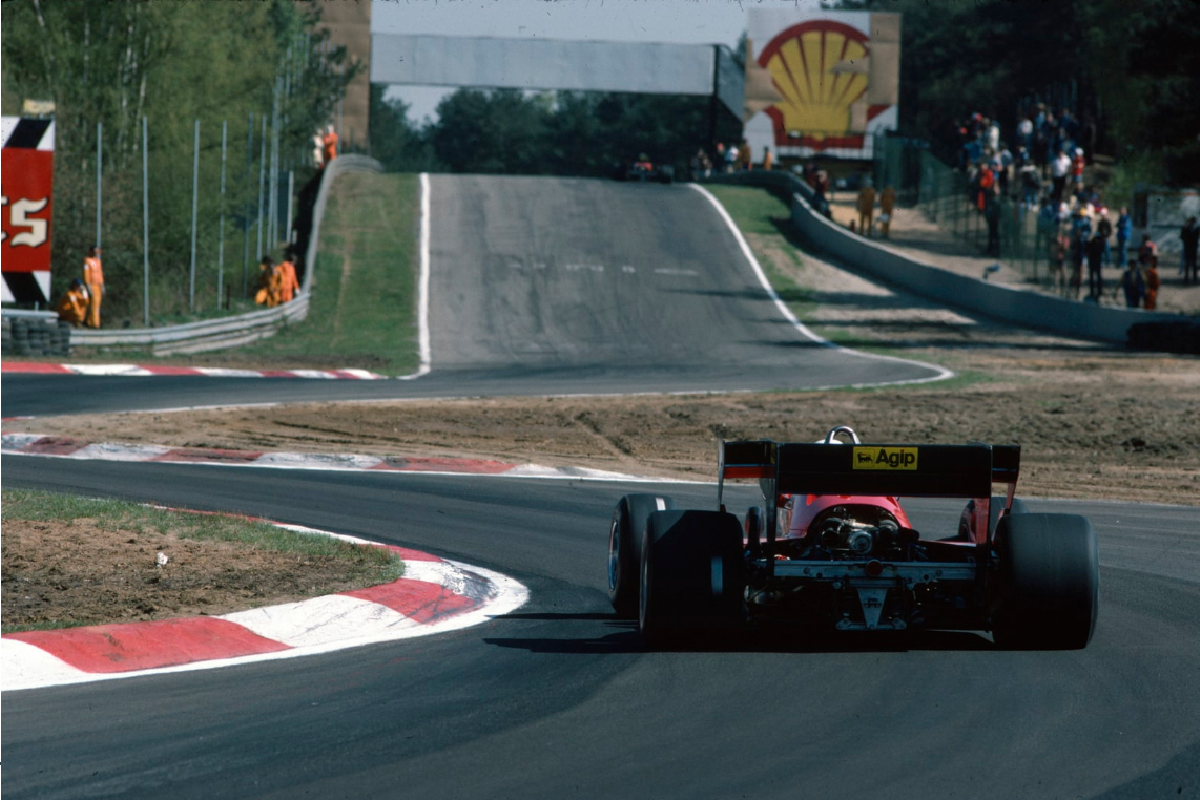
[688,183,954,387]
[399,173,433,380]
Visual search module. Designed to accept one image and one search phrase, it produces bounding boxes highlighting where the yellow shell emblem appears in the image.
[759,21,873,149]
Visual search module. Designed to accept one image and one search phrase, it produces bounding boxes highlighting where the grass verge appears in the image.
[1,488,404,633]
[241,172,420,374]
[704,183,968,384]
[61,171,422,374]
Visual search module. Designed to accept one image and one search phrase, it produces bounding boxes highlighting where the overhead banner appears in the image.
[744,10,900,161]
[2,117,56,304]
[373,35,716,96]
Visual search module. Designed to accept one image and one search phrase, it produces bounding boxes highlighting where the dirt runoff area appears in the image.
[2,514,396,629]
[11,347,1198,506]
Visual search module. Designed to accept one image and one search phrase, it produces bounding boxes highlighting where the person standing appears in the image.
[313,130,326,169]
[996,142,1013,197]
[1070,210,1090,299]
[975,162,995,211]
[1070,147,1086,192]
[1116,207,1133,268]
[857,181,876,237]
[1094,211,1114,268]
[1180,216,1199,283]
[879,185,896,238]
[322,124,339,165]
[83,246,104,329]
[1050,150,1071,203]
[1115,262,1145,309]
[762,146,773,171]
[1143,258,1160,310]
[254,256,275,307]
[1138,234,1159,272]
[1086,225,1106,298]
[985,193,1001,256]
[1050,226,1069,295]
[278,251,300,303]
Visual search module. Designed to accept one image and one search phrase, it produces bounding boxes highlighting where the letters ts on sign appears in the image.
[1,117,56,305]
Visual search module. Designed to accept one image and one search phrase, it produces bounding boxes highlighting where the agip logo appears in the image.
[853,446,918,471]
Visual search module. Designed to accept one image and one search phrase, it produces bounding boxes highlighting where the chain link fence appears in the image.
[872,133,1058,288]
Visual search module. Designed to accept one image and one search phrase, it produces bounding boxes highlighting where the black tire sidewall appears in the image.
[609,494,675,617]
[993,513,1099,649]
[639,509,744,648]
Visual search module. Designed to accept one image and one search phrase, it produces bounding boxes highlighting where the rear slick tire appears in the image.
[608,493,676,618]
[991,513,1099,650]
[638,509,745,650]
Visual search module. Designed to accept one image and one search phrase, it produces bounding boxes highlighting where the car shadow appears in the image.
[484,613,996,655]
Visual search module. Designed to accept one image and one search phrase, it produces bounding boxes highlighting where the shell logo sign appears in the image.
[745,11,900,159]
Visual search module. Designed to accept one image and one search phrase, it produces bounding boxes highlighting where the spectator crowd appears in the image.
[951,104,1194,311]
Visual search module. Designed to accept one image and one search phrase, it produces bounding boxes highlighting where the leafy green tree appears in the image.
[430,89,551,174]
[416,88,739,179]
[842,0,1199,184]
[2,0,358,320]
[368,85,441,173]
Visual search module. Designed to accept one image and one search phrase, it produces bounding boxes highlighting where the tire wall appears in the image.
[704,171,1197,349]
[2,315,72,357]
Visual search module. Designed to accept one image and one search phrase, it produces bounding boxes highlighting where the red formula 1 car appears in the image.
[607,426,1099,650]
[614,153,674,184]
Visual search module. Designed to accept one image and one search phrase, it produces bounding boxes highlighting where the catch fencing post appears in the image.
[286,170,294,245]
[256,115,266,262]
[243,112,253,297]
[189,119,200,312]
[218,120,228,309]
[142,117,150,326]
[243,112,253,298]
[269,76,281,251]
[96,121,102,249]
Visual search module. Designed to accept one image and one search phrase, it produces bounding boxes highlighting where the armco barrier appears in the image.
[15,154,384,357]
[704,171,1196,348]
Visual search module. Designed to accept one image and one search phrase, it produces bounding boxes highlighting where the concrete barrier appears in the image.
[37,154,384,356]
[705,171,1197,348]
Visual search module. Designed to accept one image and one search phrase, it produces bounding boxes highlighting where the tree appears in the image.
[1,0,359,319]
[842,0,1200,184]
[430,89,551,175]
[368,85,440,173]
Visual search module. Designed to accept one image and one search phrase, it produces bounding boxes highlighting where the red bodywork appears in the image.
[780,493,911,540]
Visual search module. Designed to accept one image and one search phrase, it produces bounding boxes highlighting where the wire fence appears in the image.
[871,134,1073,289]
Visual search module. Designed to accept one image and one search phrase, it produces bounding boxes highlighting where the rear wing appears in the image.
[718,439,1021,548]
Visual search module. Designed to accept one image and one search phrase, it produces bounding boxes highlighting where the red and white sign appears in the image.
[2,117,56,304]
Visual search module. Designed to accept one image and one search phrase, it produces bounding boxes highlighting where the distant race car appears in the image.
[615,154,673,184]
[607,425,1099,650]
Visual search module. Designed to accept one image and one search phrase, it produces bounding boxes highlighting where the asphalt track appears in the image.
[2,176,945,418]
[4,175,1199,799]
